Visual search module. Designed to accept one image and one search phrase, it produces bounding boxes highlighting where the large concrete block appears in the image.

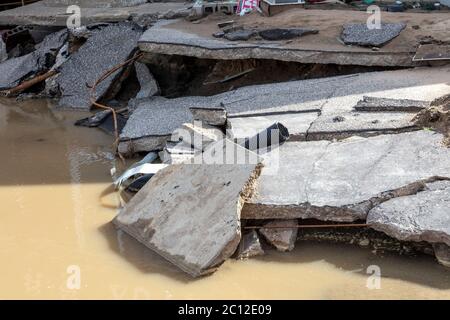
[242,130,450,222]
[114,139,262,277]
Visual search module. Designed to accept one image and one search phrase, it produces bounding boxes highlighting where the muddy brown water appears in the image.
[1,99,450,299]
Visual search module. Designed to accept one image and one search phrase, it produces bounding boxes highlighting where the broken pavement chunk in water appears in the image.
[174,122,224,151]
[119,97,193,154]
[258,28,319,41]
[0,29,67,90]
[367,180,450,247]
[56,22,143,109]
[259,220,298,252]
[113,139,262,277]
[341,23,406,47]
[236,230,265,259]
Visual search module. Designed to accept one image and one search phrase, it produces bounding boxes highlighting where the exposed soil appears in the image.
[141,53,395,97]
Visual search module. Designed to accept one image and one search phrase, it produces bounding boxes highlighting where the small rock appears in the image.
[236,230,265,259]
[359,239,370,247]
[433,243,450,268]
[213,31,225,38]
[224,29,256,41]
[260,220,298,252]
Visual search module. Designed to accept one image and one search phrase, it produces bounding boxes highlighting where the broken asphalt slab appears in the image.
[118,67,449,154]
[354,96,430,112]
[56,22,143,109]
[0,29,67,90]
[367,180,450,246]
[242,130,450,222]
[341,23,407,47]
[113,139,262,277]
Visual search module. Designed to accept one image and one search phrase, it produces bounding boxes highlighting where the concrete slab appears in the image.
[227,112,319,142]
[0,1,187,26]
[242,130,450,222]
[56,22,143,109]
[113,139,262,277]
[307,111,418,141]
[138,11,450,67]
[367,180,450,246]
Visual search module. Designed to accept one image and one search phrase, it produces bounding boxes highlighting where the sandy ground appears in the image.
[168,9,450,53]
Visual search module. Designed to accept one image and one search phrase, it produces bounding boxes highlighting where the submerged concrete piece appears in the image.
[0,29,67,90]
[307,111,418,140]
[57,22,142,109]
[341,23,406,47]
[259,220,298,252]
[113,140,262,277]
[354,96,430,112]
[242,130,450,222]
[433,243,450,268]
[367,180,450,246]
[227,112,319,142]
[236,230,265,259]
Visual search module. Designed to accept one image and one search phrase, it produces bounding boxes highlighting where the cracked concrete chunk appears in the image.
[236,230,265,259]
[367,180,450,246]
[227,112,319,142]
[113,140,262,277]
[258,28,318,41]
[341,23,406,47]
[307,111,417,140]
[242,130,450,222]
[260,220,298,252]
[0,29,67,90]
[354,96,430,113]
[433,243,450,268]
[56,22,143,109]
